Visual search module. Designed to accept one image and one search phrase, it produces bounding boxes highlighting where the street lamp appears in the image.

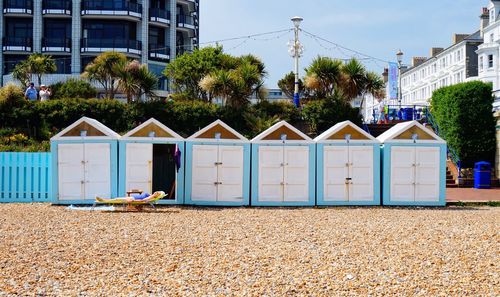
[396,49,404,109]
[289,16,304,108]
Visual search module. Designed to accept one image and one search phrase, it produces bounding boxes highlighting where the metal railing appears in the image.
[149,8,170,20]
[371,104,428,123]
[177,14,194,26]
[425,110,462,178]
[81,0,142,14]
[3,0,33,12]
[42,37,71,50]
[149,44,170,59]
[42,0,72,11]
[2,37,32,50]
[81,38,141,52]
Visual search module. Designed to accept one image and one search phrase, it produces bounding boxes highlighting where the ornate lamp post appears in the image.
[396,49,404,109]
[289,16,304,108]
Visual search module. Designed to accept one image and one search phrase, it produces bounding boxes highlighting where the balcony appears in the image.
[3,0,33,15]
[42,0,72,16]
[149,44,170,61]
[81,38,141,55]
[177,0,198,5]
[81,0,142,20]
[149,8,170,26]
[42,37,71,53]
[176,14,195,30]
[2,37,32,52]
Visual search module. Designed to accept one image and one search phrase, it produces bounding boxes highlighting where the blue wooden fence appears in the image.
[0,152,52,202]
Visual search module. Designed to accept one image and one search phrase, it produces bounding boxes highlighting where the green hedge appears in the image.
[431,81,496,168]
[2,98,342,152]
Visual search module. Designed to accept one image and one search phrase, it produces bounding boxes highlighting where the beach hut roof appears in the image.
[51,117,120,140]
[122,118,183,140]
[314,120,377,142]
[188,119,248,141]
[376,121,445,144]
[251,121,313,143]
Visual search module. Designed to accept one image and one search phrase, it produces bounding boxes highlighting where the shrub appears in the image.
[431,81,496,168]
[51,78,97,99]
[0,83,25,109]
[302,96,362,135]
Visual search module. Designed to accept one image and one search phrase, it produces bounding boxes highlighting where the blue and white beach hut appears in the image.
[184,120,250,206]
[119,118,185,204]
[50,117,120,204]
[377,121,447,206]
[315,121,381,206]
[251,121,315,206]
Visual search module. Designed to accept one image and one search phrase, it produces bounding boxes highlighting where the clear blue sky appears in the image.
[200,0,487,88]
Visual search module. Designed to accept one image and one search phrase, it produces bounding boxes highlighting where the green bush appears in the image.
[0,98,362,150]
[50,78,97,99]
[302,96,362,135]
[431,81,496,168]
[0,83,25,109]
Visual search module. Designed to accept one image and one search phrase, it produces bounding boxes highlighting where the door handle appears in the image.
[214,162,223,165]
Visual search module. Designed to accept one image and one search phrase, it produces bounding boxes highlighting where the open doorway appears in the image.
[152,144,177,200]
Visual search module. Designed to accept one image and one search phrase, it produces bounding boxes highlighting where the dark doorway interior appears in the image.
[152,144,176,200]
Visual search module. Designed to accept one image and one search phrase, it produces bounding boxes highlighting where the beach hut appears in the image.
[377,121,446,206]
[251,121,315,206]
[119,118,185,204]
[51,117,120,204]
[184,120,250,206]
[315,121,381,206]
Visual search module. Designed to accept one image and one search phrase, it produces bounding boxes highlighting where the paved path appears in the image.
[447,188,500,202]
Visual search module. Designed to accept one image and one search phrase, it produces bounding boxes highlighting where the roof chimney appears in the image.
[412,57,427,67]
[452,34,469,44]
[430,48,444,58]
[480,7,490,38]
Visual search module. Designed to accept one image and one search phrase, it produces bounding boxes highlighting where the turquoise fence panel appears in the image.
[0,152,52,202]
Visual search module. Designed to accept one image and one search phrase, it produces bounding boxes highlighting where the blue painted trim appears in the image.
[117,139,185,205]
[250,143,316,207]
[184,142,250,206]
[381,143,447,207]
[51,139,119,205]
[315,143,381,206]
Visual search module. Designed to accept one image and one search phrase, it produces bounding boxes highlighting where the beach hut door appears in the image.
[414,147,440,201]
[390,147,416,201]
[217,146,244,202]
[126,143,153,194]
[192,145,218,201]
[283,146,309,201]
[323,146,349,201]
[58,144,85,200]
[84,143,111,200]
[349,146,374,201]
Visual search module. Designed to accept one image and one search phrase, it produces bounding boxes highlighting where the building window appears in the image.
[491,33,495,43]
[480,56,484,71]
[488,55,494,68]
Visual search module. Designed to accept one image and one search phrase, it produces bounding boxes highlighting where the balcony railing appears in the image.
[149,44,170,61]
[42,0,72,15]
[2,37,32,51]
[149,8,170,24]
[3,0,33,14]
[81,0,142,17]
[42,37,71,52]
[176,14,195,28]
[81,38,141,54]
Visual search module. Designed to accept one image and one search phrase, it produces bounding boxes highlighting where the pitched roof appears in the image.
[188,119,248,141]
[376,121,445,143]
[314,120,377,142]
[51,117,120,140]
[122,118,183,139]
[252,121,312,142]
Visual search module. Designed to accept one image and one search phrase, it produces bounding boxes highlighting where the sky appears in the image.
[200,0,488,88]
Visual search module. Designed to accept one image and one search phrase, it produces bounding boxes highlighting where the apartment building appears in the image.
[0,0,199,96]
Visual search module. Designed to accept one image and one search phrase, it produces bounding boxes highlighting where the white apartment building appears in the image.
[399,31,482,107]
[477,0,500,110]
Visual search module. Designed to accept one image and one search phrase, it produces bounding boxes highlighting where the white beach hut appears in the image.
[377,121,447,206]
[50,117,120,204]
[184,120,251,206]
[315,121,381,206]
[119,118,185,204]
[251,121,315,206]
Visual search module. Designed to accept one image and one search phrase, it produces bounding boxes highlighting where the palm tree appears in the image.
[304,56,343,99]
[340,58,367,100]
[26,53,57,86]
[12,60,31,88]
[359,71,385,116]
[117,60,158,102]
[82,51,127,99]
